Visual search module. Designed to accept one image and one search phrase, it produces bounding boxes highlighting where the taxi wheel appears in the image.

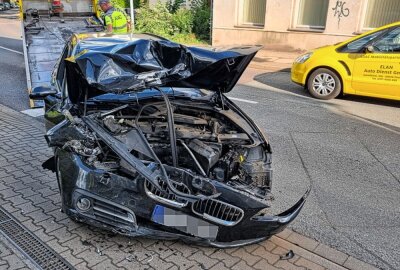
[307,68,341,100]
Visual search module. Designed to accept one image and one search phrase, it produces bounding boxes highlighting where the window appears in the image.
[296,0,329,29]
[373,27,400,53]
[240,0,266,26]
[364,0,400,29]
[339,29,386,53]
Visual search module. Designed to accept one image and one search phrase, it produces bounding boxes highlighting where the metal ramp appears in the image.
[23,16,103,107]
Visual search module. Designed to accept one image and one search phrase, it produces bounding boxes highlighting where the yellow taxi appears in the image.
[291,21,400,100]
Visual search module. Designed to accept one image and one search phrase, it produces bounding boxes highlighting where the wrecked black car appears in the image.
[31,33,309,247]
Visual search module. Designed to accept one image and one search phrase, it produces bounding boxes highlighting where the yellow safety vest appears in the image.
[104,7,129,34]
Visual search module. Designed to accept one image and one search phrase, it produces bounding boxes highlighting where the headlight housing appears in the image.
[294,52,313,64]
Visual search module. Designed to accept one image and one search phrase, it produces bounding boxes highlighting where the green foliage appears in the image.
[191,0,211,41]
[135,2,174,37]
[190,0,209,9]
[167,0,185,13]
[111,0,128,9]
[170,33,207,45]
[134,0,148,8]
[171,9,193,34]
[110,0,144,9]
[134,0,210,44]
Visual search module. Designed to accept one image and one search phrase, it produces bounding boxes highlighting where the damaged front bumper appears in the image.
[58,150,309,247]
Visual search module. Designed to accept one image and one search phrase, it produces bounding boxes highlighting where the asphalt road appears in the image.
[0,10,29,112]
[1,9,400,270]
[227,81,400,270]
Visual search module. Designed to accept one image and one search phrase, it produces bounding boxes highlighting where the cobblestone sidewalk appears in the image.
[0,104,378,270]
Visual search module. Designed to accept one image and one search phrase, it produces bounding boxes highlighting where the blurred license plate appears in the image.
[151,205,218,240]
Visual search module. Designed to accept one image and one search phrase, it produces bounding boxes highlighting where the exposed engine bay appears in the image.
[54,94,273,203]
[93,100,271,198]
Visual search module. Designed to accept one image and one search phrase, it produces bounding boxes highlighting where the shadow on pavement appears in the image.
[254,69,309,98]
[254,69,400,108]
[0,35,23,52]
[338,94,400,108]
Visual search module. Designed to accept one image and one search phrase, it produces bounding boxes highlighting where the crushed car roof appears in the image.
[65,33,261,104]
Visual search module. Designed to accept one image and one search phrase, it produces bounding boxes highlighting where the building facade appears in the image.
[212,0,400,51]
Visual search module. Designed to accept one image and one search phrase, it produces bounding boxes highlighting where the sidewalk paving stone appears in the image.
[314,243,349,265]
[286,232,319,251]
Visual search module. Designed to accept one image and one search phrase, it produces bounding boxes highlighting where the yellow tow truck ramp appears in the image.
[19,0,103,108]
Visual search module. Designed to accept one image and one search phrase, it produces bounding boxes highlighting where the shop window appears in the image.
[296,0,329,29]
[241,0,267,26]
[364,0,400,29]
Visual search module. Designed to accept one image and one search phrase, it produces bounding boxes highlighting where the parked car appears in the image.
[291,21,400,101]
[30,33,309,247]
[0,3,5,11]
[4,3,10,9]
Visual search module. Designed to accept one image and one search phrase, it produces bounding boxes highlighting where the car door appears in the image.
[44,45,70,130]
[352,26,400,99]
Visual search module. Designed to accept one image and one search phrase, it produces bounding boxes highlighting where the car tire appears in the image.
[307,68,341,100]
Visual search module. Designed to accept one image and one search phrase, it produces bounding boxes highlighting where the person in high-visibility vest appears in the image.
[98,0,131,34]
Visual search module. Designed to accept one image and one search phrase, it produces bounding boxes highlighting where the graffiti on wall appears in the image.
[332,1,350,27]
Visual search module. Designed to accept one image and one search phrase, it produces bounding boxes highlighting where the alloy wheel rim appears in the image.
[312,73,336,96]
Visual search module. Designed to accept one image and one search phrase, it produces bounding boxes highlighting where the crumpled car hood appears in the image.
[65,37,261,104]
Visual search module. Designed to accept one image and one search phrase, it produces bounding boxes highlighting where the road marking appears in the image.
[0,45,23,55]
[227,97,258,104]
[20,108,44,117]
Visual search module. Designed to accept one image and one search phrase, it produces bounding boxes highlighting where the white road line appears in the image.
[227,97,258,104]
[20,108,44,117]
[0,45,23,55]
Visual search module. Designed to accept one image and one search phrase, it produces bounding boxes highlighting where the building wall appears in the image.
[212,0,396,51]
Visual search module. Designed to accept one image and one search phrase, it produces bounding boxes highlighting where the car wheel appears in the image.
[307,68,341,100]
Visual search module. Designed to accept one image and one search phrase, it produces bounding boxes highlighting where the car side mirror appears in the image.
[29,86,58,100]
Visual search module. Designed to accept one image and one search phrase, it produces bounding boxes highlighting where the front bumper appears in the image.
[291,62,307,86]
[58,149,310,247]
[68,187,309,247]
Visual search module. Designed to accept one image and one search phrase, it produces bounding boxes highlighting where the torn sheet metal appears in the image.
[65,35,261,103]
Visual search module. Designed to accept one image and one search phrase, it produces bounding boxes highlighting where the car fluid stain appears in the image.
[81,240,92,246]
